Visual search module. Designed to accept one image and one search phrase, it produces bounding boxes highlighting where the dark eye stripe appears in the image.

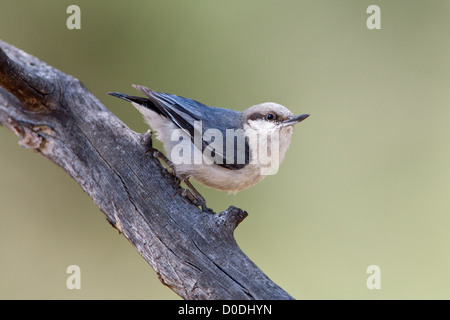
[247,112,280,122]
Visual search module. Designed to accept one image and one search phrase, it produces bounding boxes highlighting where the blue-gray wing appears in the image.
[132,85,250,170]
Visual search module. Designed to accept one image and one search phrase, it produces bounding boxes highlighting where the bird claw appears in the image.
[181,178,213,213]
[148,147,212,212]
[171,184,212,213]
[146,147,178,178]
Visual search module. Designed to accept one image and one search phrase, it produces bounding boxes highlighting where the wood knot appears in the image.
[7,117,55,150]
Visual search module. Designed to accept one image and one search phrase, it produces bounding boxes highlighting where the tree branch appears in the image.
[0,39,294,300]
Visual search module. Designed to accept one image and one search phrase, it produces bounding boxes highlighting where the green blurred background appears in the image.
[1,0,449,299]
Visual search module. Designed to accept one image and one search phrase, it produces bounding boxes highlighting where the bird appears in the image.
[109,85,309,209]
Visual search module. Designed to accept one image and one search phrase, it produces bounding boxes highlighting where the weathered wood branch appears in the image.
[0,40,294,300]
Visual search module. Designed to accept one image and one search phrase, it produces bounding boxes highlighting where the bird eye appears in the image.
[266,113,275,121]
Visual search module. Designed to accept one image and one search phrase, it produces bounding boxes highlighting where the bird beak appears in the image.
[281,114,310,127]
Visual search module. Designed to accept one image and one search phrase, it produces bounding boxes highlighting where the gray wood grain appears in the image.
[0,39,294,300]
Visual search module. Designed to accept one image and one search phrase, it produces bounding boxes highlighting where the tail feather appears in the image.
[108,91,164,116]
[108,92,129,100]
[108,92,145,104]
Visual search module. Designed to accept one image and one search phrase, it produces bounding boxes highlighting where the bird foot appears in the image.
[146,147,178,179]
[147,147,212,213]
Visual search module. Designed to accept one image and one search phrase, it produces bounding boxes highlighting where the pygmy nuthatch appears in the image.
[109,85,309,205]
